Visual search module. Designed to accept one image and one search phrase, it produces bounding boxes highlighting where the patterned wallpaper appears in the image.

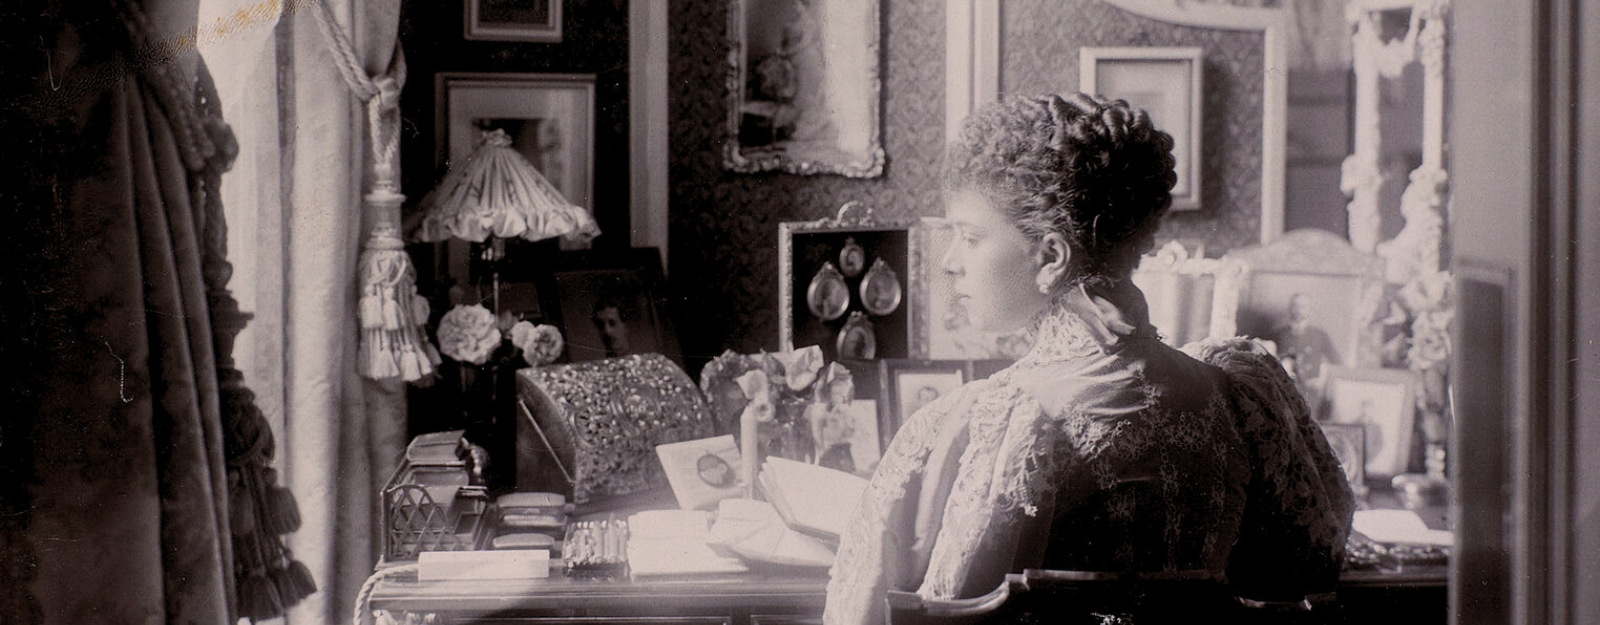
[668,0,945,370]
[667,0,1272,372]
[1002,0,1267,256]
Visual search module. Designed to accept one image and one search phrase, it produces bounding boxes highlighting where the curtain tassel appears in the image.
[358,214,440,383]
[238,572,286,621]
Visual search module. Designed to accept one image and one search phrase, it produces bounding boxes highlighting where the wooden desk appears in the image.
[367,565,1446,625]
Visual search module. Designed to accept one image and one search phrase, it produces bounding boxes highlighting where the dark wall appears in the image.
[399,0,631,252]
[667,0,946,371]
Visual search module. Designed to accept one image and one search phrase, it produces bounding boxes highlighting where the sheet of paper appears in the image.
[418,550,551,581]
[1352,509,1454,546]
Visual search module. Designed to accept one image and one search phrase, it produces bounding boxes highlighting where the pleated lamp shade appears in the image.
[416,129,600,244]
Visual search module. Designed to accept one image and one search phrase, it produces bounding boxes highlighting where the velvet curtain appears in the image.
[0,1,240,622]
[199,0,409,622]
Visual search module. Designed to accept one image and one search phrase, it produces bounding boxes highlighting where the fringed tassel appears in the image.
[358,225,439,383]
[238,573,285,621]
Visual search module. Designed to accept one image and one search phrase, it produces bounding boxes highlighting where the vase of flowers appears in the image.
[725,345,855,495]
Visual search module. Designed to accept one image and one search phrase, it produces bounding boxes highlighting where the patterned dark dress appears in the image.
[823,286,1354,625]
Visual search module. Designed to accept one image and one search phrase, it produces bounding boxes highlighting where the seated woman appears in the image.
[823,94,1354,625]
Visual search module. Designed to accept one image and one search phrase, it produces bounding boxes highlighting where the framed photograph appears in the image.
[1319,422,1369,492]
[725,0,885,177]
[655,435,743,511]
[780,202,922,361]
[1079,47,1204,210]
[1318,366,1420,479]
[465,0,562,42]
[877,359,970,444]
[540,248,680,367]
[807,399,881,477]
[1212,229,1388,377]
[918,217,1034,360]
[436,73,594,212]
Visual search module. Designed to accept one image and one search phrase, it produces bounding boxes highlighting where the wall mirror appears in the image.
[725,0,886,177]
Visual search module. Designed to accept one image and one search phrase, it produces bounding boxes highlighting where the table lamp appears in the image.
[415,128,599,322]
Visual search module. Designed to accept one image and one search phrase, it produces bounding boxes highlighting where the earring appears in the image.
[1038,282,1051,294]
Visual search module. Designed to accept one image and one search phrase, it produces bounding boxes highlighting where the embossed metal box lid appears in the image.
[515,353,716,507]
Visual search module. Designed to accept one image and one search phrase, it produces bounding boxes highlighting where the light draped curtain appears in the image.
[199,0,408,622]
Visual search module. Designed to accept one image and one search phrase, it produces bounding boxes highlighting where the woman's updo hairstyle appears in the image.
[944,93,1178,289]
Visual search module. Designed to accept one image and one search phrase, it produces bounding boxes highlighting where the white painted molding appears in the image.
[1102,0,1290,245]
[630,0,670,272]
[945,0,1001,146]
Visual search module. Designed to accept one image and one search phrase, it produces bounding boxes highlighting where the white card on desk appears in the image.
[1352,509,1454,546]
[418,550,551,581]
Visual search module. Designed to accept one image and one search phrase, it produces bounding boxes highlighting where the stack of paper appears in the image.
[708,498,836,567]
[626,510,750,579]
[757,456,868,540]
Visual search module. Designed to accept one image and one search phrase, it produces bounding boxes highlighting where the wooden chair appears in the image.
[886,569,1329,625]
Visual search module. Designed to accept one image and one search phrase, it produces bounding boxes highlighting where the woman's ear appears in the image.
[1035,232,1072,291]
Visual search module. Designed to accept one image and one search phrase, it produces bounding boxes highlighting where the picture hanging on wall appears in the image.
[436,73,594,213]
[779,202,922,362]
[465,0,562,42]
[1079,46,1204,210]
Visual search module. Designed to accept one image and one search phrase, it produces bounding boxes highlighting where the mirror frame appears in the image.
[724,0,887,178]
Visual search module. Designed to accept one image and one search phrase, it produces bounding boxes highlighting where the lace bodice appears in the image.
[822,288,1354,625]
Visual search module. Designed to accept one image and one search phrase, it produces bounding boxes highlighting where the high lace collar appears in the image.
[1018,281,1158,364]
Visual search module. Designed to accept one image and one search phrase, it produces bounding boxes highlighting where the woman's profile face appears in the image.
[941,188,1052,332]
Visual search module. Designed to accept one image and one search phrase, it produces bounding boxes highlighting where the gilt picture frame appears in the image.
[779,202,921,361]
[1080,47,1204,210]
[876,359,969,446]
[725,0,885,177]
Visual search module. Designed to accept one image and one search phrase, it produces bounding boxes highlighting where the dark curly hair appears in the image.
[943,93,1178,289]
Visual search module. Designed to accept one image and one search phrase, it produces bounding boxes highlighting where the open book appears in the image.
[756,456,869,541]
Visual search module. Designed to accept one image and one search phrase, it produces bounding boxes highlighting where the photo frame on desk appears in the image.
[532,248,680,367]
[1318,366,1419,479]
[876,359,970,445]
[779,202,922,361]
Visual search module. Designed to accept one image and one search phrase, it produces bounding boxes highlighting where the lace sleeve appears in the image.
[1191,339,1356,600]
[823,383,985,625]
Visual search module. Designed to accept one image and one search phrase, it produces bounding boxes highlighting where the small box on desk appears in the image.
[516,353,717,511]
[381,430,492,562]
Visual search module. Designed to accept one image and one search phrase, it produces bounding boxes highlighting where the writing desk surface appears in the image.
[367,565,1447,614]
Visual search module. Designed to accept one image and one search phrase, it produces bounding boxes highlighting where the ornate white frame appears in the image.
[725,0,887,177]
[1210,229,1388,369]
[1342,0,1451,286]
[945,0,1290,242]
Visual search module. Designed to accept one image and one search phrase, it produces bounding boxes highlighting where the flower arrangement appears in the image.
[437,304,501,365]
[437,303,565,368]
[510,321,564,367]
[699,346,854,487]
